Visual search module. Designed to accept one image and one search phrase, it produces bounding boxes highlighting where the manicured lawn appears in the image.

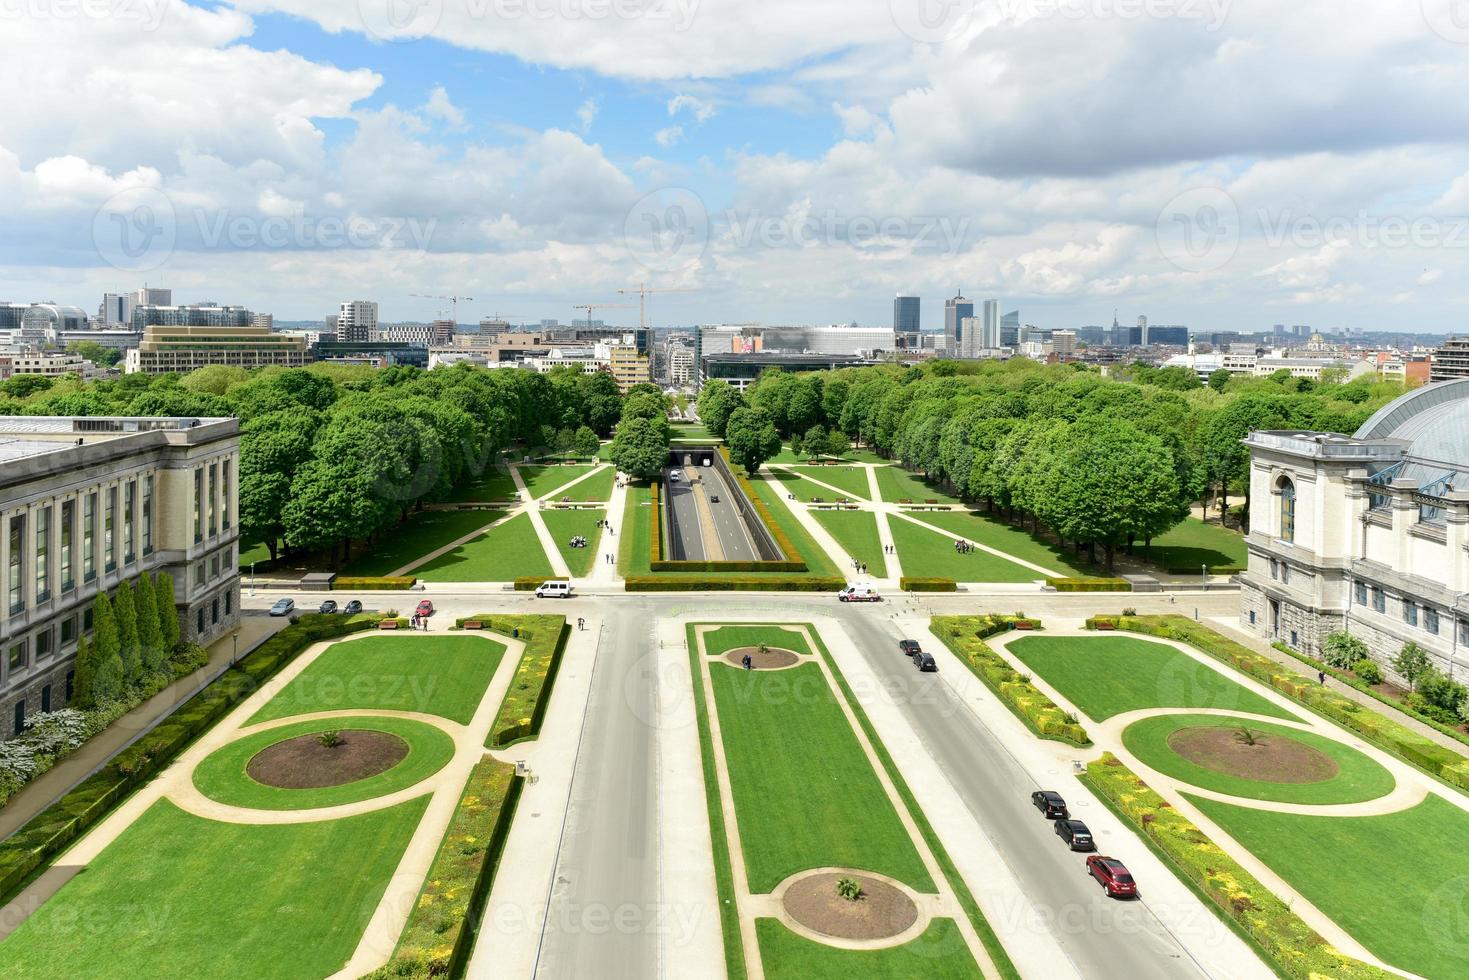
[1007,635,1299,722]
[911,510,1094,578]
[810,510,886,574]
[874,466,960,505]
[756,918,981,979]
[671,423,714,441]
[780,465,870,500]
[619,484,655,576]
[343,509,505,577]
[250,634,505,725]
[193,715,456,810]
[0,797,429,979]
[1188,793,1469,979]
[1141,517,1248,572]
[518,463,598,500]
[889,516,1040,582]
[552,466,614,502]
[702,624,813,657]
[237,536,272,570]
[449,466,520,503]
[750,478,841,578]
[414,512,555,582]
[541,508,606,576]
[708,657,934,893]
[1120,714,1395,804]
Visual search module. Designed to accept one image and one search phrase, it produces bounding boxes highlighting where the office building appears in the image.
[45,328,141,352]
[695,324,894,360]
[0,415,240,736]
[0,354,105,380]
[312,341,429,369]
[701,352,878,392]
[668,345,695,387]
[337,300,378,343]
[125,324,311,374]
[1001,310,1020,347]
[1137,315,1149,346]
[1150,326,1190,347]
[608,343,652,393]
[251,313,273,330]
[979,299,1000,351]
[377,324,433,346]
[943,293,974,355]
[1051,330,1078,356]
[133,287,172,307]
[1431,338,1469,382]
[131,305,253,330]
[99,293,134,328]
[893,295,920,333]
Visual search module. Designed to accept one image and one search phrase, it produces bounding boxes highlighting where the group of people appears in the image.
[567,535,590,549]
[596,519,614,536]
[851,558,870,575]
[408,613,431,631]
[954,539,978,554]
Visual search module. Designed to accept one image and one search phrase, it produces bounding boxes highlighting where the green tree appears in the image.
[155,571,180,651]
[1392,642,1433,691]
[92,647,126,704]
[239,410,317,561]
[1207,368,1231,392]
[72,635,96,709]
[114,580,141,685]
[725,407,782,475]
[697,380,743,439]
[1321,630,1370,670]
[181,364,250,397]
[136,573,166,672]
[90,591,122,699]
[1415,668,1466,715]
[825,429,850,457]
[609,417,670,481]
[572,425,600,458]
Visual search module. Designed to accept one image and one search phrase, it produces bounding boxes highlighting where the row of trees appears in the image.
[73,571,181,708]
[609,383,672,480]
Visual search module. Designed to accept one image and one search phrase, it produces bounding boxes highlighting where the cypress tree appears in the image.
[72,635,95,709]
[115,581,141,685]
[91,649,125,704]
[92,592,120,673]
[155,571,180,651]
[136,574,165,672]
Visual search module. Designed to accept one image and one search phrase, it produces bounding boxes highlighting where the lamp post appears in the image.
[230,629,240,667]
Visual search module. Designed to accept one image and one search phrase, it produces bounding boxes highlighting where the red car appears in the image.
[415,599,434,618]
[1086,855,1137,898]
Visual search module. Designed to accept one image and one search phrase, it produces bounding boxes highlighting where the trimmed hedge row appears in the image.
[1047,577,1131,592]
[1163,563,1245,576]
[364,758,524,980]
[0,612,380,906]
[650,478,665,562]
[447,615,571,748]
[333,576,416,590]
[1115,615,1469,793]
[1084,754,1393,980]
[930,616,1090,745]
[625,575,846,593]
[514,577,551,591]
[900,577,957,592]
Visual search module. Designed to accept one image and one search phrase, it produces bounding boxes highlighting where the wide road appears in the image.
[664,474,705,561]
[662,466,760,562]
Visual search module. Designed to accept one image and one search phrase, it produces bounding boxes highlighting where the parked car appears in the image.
[343,600,363,615]
[1086,855,1137,897]
[913,652,937,672]
[535,580,573,599]
[898,639,922,656]
[1030,790,1068,819]
[269,598,295,617]
[1054,819,1095,851]
[415,599,434,617]
[837,584,881,602]
[318,599,338,614]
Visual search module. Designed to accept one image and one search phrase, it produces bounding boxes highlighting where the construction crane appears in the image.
[616,282,696,330]
[410,293,474,323]
[572,302,634,326]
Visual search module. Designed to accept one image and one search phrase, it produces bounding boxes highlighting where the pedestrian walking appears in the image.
[742,653,752,670]
[410,613,419,630]
[578,617,585,631]
[1318,670,1326,685]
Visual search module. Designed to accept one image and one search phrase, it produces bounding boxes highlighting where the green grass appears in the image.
[620,483,655,576]
[192,715,456,810]
[1141,517,1248,571]
[707,657,934,893]
[551,466,614,502]
[0,797,428,979]
[1121,714,1395,804]
[1188,792,1469,979]
[779,465,870,500]
[541,508,606,576]
[755,918,981,979]
[909,510,1094,578]
[701,625,813,657]
[238,537,272,570]
[1007,635,1300,722]
[414,512,555,582]
[810,510,886,574]
[671,423,715,441]
[249,634,505,725]
[448,466,520,503]
[750,478,842,578]
[888,516,1040,582]
[874,466,961,505]
[518,463,598,500]
[343,509,506,576]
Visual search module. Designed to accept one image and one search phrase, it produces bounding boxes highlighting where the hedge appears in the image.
[624,575,846,593]
[0,612,381,906]
[1084,754,1393,980]
[900,577,957,592]
[930,616,1090,746]
[1114,615,1469,794]
[1047,577,1131,592]
[333,576,416,591]
[364,759,524,979]
[650,478,665,562]
[445,615,570,748]
[514,577,552,591]
[1162,563,1245,576]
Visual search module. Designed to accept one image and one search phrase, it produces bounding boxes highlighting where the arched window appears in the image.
[1278,476,1296,543]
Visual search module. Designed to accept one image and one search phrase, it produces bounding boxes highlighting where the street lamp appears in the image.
[230,630,240,667]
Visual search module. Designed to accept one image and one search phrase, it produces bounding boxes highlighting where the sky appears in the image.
[4,0,1469,334]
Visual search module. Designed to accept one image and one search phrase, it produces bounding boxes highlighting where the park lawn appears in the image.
[889,516,1040,583]
[541,508,606,576]
[751,478,842,578]
[250,634,505,725]
[1121,714,1395,805]
[782,465,870,500]
[519,463,598,500]
[701,624,813,657]
[414,512,555,582]
[553,466,614,502]
[1141,517,1248,572]
[708,657,934,893]
[1007,635,1299,722]
[874,466,961,505]
[756,918,981,980]
[449,466,520,503]
[1188,792,1469,979]
[912,510,1094,578]
[811,510,886,574]
[671,423,715,441]
[343,509,506,577]
[237,536,272,570]
[0,798,428,980]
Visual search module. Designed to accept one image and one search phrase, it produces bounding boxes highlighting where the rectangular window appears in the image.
[123,481,135,564]
[34,506,49,603]
[224,590,232,615]
[1269,559,1278,580]
[1372,587,1385,613]
[1290,629,1298,647]
[1461,620,1469,646]
[7,641,25,673]
[8,513,24,615]
[222,460,232,530]
[1249,610,1257,625]
[83,492,96,582]
[194,468,203,543]
[104,486,116,572]
[1426,608,1440,635]
[142,474,153,554]
[35,629,51,660]
[194,563,205,588]
[196,608,205,635]
[1355,581,1368,606]
[12,700,22,738]
[1404,601,1419,627]
[60,499,74,593]
[61,616,75,645]
[208,463,217,537]
[1281,564,1291,585]
[212,598,219,626]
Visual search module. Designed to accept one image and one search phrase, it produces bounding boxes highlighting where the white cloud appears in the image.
[577,98,599,133]
[423,86,467,129]
[655,125,684,148]
[667,94,716,123]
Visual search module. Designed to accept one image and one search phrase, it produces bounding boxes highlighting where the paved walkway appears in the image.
[586,471,628,587]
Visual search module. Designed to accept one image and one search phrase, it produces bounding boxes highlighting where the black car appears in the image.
[899,639,922,656]
[914,653,937,672]
[318,599,338,614]
[1054,819,1095,851]
[343,599,363,615]
[710,494,720,503]
[1031,790,1068,819]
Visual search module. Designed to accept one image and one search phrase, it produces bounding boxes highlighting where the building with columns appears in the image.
[0,416,240,736]
[1239,379,1469,675]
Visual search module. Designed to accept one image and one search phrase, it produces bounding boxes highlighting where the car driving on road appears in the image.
[1086,855,1137,898]
[343,600,363,615]
[1054,819,1095,851]
[898,639,921,656]
[269,598,295,617]
[913,652,937,672]
[837,584,880,602]
[1030,790,1068,819]
[318,599,338,614]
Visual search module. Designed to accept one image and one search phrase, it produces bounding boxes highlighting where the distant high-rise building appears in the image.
[132,304,252,329]
[100,292,134,328]
[133,287,172,307]
[251,313,273,330]
[893,295,920,333]
[337,300,378,343]
[943,292,973,355]
[1293,324,1310,338]
[1137,315,1149,346]
[1000,310,1020,347]
[980,299,1001,350]
[1051,330,1078,356]
[1431,337,1469,382]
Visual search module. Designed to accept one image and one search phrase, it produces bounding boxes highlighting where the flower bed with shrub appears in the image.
[900,577,957,592]
[1047,577,1131,592]
[930,616,1089,746]
[332,576,416,591]
[447,615,571,747]
[1084,753,1392,980]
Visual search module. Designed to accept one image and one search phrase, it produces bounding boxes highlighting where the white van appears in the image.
[837,583,881,603]
[535,580,573,599]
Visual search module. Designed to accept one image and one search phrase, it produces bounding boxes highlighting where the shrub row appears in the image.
[514,577,551,591]
[1083,754,1393,980]
[650,478,664,562]
[364,759,524,980]
[1162,563,1245,576]
[0,612,380,906]
[1047,577,1132,592]
[1115,615,1469,792]
[930,616,1090,745]
[900,577,957,592]
[333,576,416,591]
[625,575,846,593]
[447,615,570,747]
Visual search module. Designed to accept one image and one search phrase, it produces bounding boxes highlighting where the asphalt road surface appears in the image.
[662,466,760,562]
